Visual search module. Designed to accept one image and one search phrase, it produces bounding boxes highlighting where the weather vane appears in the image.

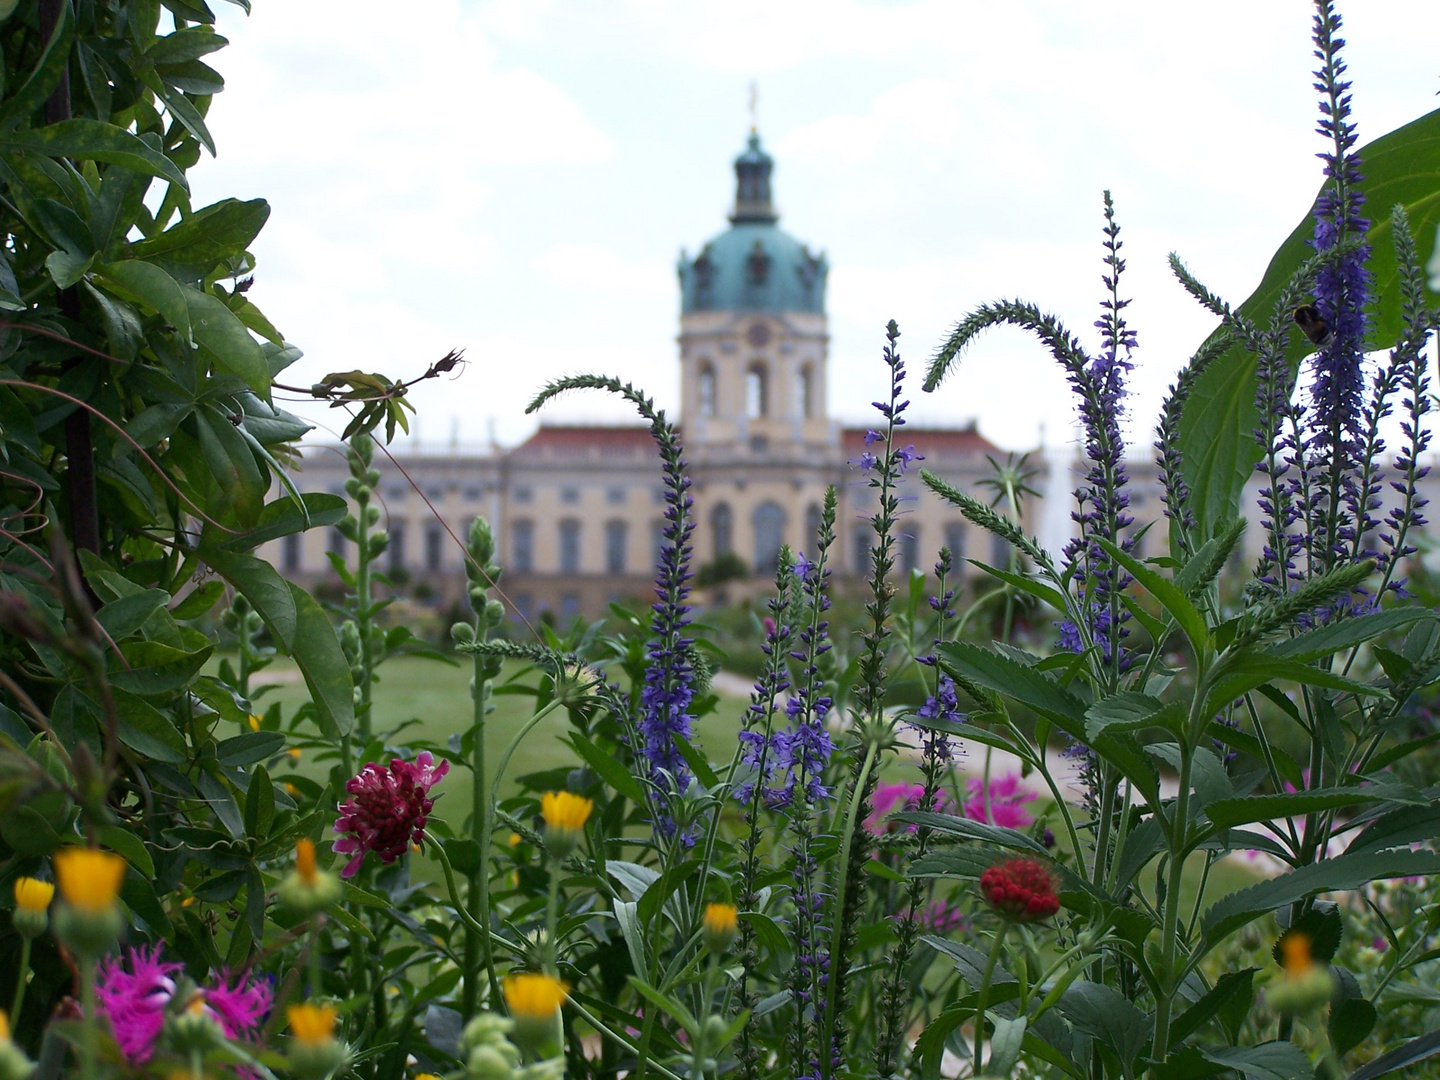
[748,81,758,134]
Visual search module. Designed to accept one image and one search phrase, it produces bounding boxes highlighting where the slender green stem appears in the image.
[1151,743,1193,1069]
[465,648,498,1016]
[432,840,494,940]
[818,739,879,1079]
[308,916,324,997]
[79,958,97,1080]
[974,922,1010,1073]
[10,937,30,1021]
[544,858,562,974]
[481,699,564,905]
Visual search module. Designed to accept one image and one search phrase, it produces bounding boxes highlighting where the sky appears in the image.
[187,0,1440,458]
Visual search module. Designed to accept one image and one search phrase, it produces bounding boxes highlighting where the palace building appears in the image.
[266,132,1036,620]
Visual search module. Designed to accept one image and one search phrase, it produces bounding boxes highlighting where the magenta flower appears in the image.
[96,946,272,1065]
[963,773,1036,830]
[97,944,181,1063]
[917,900,970,936]
[864,782,952,836]
[333,750,449,877]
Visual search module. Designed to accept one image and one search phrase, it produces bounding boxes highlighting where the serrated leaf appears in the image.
[0,120,187,189]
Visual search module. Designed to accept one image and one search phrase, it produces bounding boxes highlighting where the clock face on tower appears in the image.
[746,322,771,348]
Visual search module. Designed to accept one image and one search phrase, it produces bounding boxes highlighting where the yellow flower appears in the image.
[0,1008,29,1080]
[288,748,302,761]
[503,973,568,1018]
[296,838,318,886]
[287,1004,337,1045]
[53,848,125,913]
[541,792,592,832]
[508,833,522,848]
[1280,931,1313,974]
[0,1011,10,1043]
[416,1073,442,1080]
[703,903,739,954]
[248,715,262,731]
[13,878,53,913]
[541,791,592,859]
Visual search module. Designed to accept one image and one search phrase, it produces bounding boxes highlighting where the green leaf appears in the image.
[1086,691,1184,740]
[96,588,170,642]
[1198,1042,1316,1080]
[567,732,646,804]
[0,120,188,190]
[45,249,93,288]
[98,824,155,878]
[1178,107,1440,540]
[1058,980,1148,1074]
[1097,538,1208,656]
[202,549,297,645]
[1205,787,1389,830]
[1169,969,1256,1046]
[111,639,212,695]
[1345,803,1440,856]
[0,2,73,130]
[936,641,1087,733]
[1350,1029,1440,1080]
[113,688,188,764]
[186,287,268,394]
[626,977,699,1037]
[97,260,191,338]
[170,580,225,619]
[1267,608,1435,664]
[197,406,265,527]
[212,492,346,552]
[130,198,268,276]
[145,26,229,65]
[966,558,1069,612]
[1203,849,1440,941]
[285,583,354,739]
[244,764,274,840]
[216,731,284,767]
[892,810,1049,854]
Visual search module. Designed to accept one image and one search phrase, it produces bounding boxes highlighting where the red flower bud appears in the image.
[980,857,1060,922]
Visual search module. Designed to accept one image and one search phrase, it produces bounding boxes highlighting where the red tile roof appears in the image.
[841,425,997,456]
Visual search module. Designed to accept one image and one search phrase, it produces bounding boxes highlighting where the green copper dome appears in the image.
[678,133,828,316]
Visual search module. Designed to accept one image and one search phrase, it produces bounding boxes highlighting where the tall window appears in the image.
[283,533,301,573]
[753,502,786,573]
[990,532,1010,570]
[745,363,768,419]
[328,527,346,556]
[388,522,407,572]
[698,363,716,417]
[559,519,582,573]
[796,366,813,419]
[711,502,733,557]
[605,520,627,574]
[945,522,966,575]
[651,520,667,570]
[804,502,823,554]
[901,528,920,575]
[512,520,534,572]
[425,522,443,571]
[853,522,872,577]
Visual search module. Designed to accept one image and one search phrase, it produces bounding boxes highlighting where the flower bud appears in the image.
[287,1004,349,1078]
[502,974,567,1057]
[278,839,343,915]
[11,878,53,939]
[1266,931,1336,1016]
[702,903,738,955]
[166,991,225,1054]
[0,1013,32,1080]
[451,622,477,645]
[52,848,126,959]
[540,792,592,861]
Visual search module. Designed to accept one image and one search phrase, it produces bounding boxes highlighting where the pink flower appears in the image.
[917,900,970,935]
[97,945,181,1063]
[206,972,274,1041]
[333,751,449,878]
[96,946,272,1065]
[865,782,952,836]
[963,773,1036,829]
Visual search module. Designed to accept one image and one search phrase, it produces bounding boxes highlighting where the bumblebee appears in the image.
[1293,304,1334,348]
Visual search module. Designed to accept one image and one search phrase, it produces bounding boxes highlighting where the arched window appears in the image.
[559,519,582,573]
[804,502,823,553]
[753,501,786,572]
[698,363,717,417]
[796,366,813,419]
[512,519,534,572]
[745,362,768,419]
[711,502,733,557]
[605,520,628,574]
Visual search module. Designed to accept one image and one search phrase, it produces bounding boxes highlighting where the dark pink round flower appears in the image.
[333,751,449,878]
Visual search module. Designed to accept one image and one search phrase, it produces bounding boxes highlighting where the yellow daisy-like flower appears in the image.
[248,715,262,731]
[53,848,125,913]
[1280,931,1313,974]
[508,833,522,848]
[541,792,592,832]
[502,973,569,1019]
[415,1073,442,1080]
[288,748,302,761]
[13,877,53,913]
[541,791,592,859]
[703,903,739,954]
[287,1004,337,1045]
